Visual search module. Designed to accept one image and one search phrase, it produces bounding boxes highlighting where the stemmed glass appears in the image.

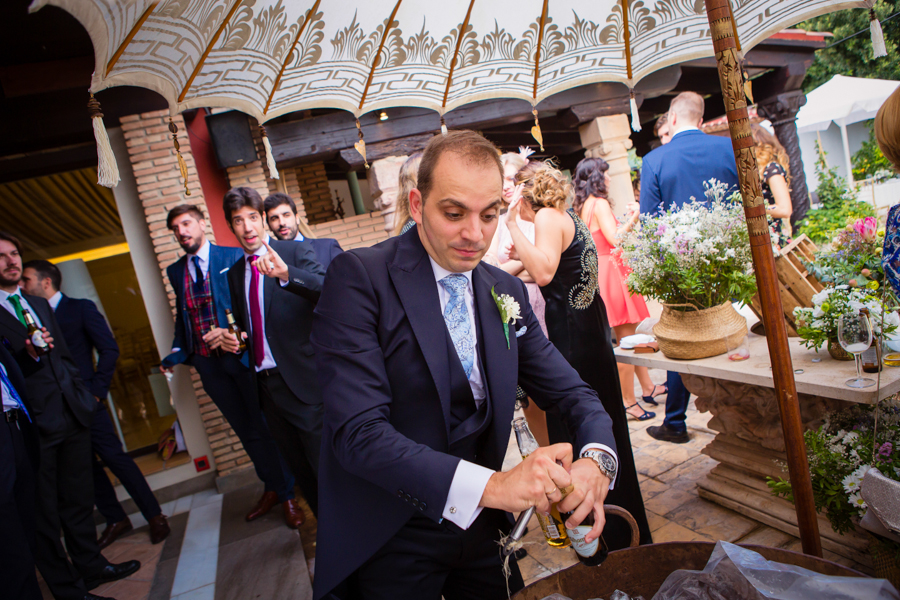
[838,312,875,388]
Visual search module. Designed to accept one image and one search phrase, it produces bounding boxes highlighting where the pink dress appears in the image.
[586,200,650,328]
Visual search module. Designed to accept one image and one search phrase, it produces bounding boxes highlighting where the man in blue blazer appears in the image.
[160,205,304,528]
[264,192,343,269]
[21,260,169,548]
[639,92,740,444]
[311,131,619,600]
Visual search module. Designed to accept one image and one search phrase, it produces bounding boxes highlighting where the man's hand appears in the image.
[203,328,245,353]
[160,364,173,375]
[253,239,289,282]
[480,443,573,515]
[556,457,611,544]
[25,327,53,359]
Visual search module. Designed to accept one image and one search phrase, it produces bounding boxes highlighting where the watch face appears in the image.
[598,452,616,473]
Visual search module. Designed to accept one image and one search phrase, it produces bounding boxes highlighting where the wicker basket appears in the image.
[653,302,748,360]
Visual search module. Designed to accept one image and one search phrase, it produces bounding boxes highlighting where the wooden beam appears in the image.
[337,133,433,171]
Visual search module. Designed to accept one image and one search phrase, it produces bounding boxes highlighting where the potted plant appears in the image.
[793,285,899,360]
[619,180,756,359]
[805,217,885,287]
[768,399,900,585]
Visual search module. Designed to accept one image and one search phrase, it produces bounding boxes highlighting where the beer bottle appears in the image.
[512,417,570,548]
[559,504,608,566]
[225,309,247,352]
[23,309,50,356]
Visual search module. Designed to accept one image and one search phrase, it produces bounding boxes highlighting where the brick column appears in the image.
[119,109,253,478]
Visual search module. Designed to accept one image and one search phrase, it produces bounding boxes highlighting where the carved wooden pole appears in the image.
[704,0,822,557]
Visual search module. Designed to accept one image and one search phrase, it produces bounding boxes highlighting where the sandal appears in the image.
[642,384,667,406]
[625,403,656,421]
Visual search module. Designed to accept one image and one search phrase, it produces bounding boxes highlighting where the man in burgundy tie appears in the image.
[217,187,326,517]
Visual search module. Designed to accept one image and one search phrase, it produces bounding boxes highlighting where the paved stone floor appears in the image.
[40,368,863,599]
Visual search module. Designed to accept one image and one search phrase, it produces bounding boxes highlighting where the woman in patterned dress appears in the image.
[752,124,793,247]
[505,161,652,550]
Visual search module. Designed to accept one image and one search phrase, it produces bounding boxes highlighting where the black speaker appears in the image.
[205,110,258,168]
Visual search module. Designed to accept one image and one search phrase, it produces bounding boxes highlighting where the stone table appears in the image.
[614,330,900,567]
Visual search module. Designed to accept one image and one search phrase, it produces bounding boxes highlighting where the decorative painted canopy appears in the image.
[30,0,862,122]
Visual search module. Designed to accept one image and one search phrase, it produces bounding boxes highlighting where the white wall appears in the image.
[799,120,871,192]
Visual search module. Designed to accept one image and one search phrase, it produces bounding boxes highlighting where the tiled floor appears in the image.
[41,368,863,599]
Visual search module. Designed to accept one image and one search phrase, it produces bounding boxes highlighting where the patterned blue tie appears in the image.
[0,364,31,423]
[441,274,474,378]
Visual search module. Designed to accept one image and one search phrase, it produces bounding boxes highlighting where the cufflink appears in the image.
[449,506,457,514]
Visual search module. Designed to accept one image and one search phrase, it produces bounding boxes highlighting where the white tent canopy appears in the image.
[796,74,900,187]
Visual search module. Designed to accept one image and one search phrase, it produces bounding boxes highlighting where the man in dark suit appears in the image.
[214,187,326,518]
[1,338,42,600]
[310,131,619,600]
[639,91,740,444]
[21,260,170,548]
[160,205,304,528]
[0,232,139,600]
[264,192,343,269]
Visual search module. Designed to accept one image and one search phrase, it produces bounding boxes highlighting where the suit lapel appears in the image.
[388,235,453,437]
[0,305,25,339]
[472,265,518,456]
[263,267,276,324]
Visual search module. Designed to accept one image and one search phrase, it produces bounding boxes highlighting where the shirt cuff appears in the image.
[441,460,494,530]
[279,278,290,287]
[579,444,619,490]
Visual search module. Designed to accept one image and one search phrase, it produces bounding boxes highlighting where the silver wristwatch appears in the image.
[582,449,617,482]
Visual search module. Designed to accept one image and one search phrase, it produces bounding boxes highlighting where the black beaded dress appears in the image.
[539,209,652,549]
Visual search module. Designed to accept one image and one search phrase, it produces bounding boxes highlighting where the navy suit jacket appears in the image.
[54,295,119,399]
[308,238,343,271]
[639,129,740,214]
[162,242,244,368]
[227,238,325,404]
[310,230,616,598]
[0,295,95,434]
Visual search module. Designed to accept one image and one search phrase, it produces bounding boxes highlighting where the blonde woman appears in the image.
[875,85,900,171]
[390,151,423,237]
[507,161,652,550]
[752,124,792,246]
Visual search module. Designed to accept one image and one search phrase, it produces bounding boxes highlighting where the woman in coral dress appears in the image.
[574,157,665,420]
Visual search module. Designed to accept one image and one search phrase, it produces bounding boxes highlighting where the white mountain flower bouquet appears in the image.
[793,285,899,350]
[618,180,756,309]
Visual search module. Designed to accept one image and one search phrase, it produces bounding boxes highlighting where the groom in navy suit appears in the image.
[312,131,619,600]
[639,91,740,444]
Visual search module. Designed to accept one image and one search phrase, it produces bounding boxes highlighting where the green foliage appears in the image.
[767,399,900,540]
[852,123,896,182]
[797,142,876,244]
[797,1,900,93]
[804,217,885,286]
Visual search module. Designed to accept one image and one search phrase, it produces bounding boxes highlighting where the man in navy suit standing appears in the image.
[264,192,343,270]
[21,260,170,548]
[310,131,619,600]
[160,205,304,528]
[639,91,740,444]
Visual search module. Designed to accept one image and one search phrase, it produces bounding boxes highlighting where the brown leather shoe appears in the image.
[148,514,171,544]
[97,517,133,549]
[282,499,306,529]
[245,490,279,522]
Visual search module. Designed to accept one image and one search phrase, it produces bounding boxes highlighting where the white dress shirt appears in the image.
[0,288,43,328]
[188,238,211,283]
[243,237,279,371]
[434,259,619,529]
[48,291,63,311]
[1,361,18,411]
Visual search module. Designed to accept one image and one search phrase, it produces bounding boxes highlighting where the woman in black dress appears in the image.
[752,124,792,247]
[505,161,652,549]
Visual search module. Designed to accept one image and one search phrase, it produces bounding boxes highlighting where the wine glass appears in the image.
[838,312,875,388]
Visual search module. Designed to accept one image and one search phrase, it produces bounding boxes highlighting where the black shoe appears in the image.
[647,424,690,444]
[84,560,141,590]
[84,594,115,600]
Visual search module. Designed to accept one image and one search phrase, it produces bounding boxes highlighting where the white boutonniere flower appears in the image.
[491,286,521,349]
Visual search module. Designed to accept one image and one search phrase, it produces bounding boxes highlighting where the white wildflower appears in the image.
[848,492,867,512]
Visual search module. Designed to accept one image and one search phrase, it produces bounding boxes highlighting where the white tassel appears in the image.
[870,10,887,58]
[629,91,642,132]
[260,126,280,180]
[441,123,448,136]
[88,96,120,188]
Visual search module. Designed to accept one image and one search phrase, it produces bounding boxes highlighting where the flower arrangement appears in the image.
[619,180,757,309]
[793,285,899,350]
[768,399,900,538]
[805,217,885,287]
